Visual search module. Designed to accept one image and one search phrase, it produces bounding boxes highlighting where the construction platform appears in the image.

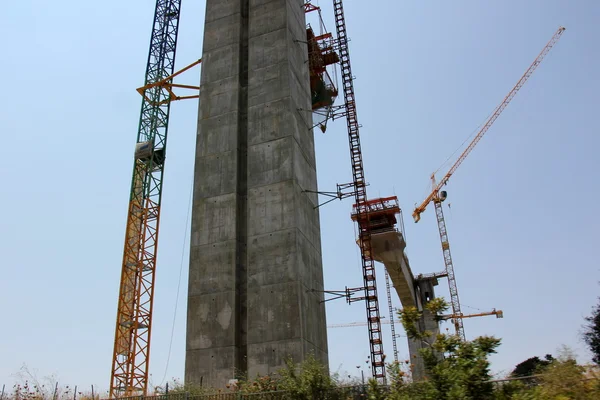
[352,196,440,380]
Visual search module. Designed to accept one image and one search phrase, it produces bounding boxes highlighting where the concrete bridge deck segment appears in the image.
[352,197,440,380]
[370,230,415,310]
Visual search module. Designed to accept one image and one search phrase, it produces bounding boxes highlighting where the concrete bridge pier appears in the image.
[408,277,441,380]
[185,0,328,388]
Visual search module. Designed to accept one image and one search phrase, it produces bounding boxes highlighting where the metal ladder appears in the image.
[333,0,386,383]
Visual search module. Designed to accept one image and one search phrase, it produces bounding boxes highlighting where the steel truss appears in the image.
[302,182,356,209]
[110,0,182,397]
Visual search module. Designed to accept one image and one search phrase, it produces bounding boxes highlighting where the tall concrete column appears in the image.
[185,0,328,388]
[408,278,441,380]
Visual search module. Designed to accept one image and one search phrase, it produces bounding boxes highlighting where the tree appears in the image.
[276,354,341,400]
[511,354,554,378]
[534,348,600,400]
[583,297,600,366]
[425,334,501,399]
[397,299,501,400]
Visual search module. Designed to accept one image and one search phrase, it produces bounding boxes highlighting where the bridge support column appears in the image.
[408,278,441,381]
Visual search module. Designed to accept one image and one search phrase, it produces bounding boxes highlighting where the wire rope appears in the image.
[158,178,194,387]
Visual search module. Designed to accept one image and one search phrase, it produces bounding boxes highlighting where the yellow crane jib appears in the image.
[412,26,566,224]
[440,309,504,321]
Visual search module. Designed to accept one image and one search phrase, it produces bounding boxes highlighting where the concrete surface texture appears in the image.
[408,278,441,381]
[185,0,328,388]
[370,231,416,308]
[369,230,440,381]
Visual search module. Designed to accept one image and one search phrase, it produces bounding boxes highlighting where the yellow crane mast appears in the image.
[412,27,565,341]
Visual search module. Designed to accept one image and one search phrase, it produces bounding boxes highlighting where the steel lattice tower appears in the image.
[110,0,182,396]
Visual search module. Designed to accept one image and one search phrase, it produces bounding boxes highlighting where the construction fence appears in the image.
[4,376,571,400]
[1,384,372,400]
[114,386,370,400]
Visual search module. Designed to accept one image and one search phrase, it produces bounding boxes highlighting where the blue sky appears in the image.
[1,0,599,393]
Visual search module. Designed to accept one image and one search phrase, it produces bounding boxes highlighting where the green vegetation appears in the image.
[6,296,600,399]
[494,350,600,400]
[395,302,501,400]
[392,299,600,400]
[5,351,599,400]
[6,366,98,400]
[510,355,555,378]
[162,354,347,399]
[583,296,600,366]
[151,298,600,400]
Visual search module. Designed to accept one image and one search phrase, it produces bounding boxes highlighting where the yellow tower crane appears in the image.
[412,27,565,341]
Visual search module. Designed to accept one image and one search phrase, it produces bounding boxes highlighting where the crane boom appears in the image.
[110,0,182,396]
[413,26,565,223]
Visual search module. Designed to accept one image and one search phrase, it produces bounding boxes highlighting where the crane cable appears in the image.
[462,303,484,312]
[432,108,495,179]
[158,178,194,387]
[421,72,522,204]
[416,107,495,211]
